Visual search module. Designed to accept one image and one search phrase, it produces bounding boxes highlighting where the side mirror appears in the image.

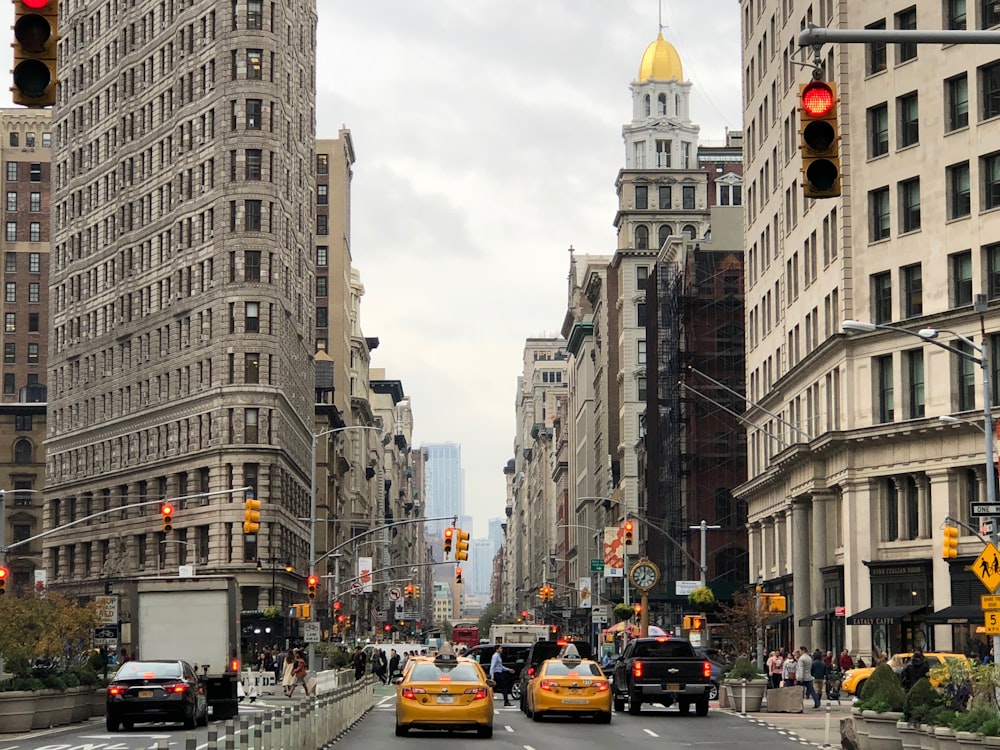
[391,676,404,685]
[486,679,496,688]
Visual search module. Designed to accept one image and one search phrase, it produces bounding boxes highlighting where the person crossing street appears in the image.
[489,646,515,707]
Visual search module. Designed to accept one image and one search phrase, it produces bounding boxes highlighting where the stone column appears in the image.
[792,497,812,646]
[762,516,775,579]
[916,474,932,540]
[893,476,907,542]
[811,491,834,648]
[775,509,788,576]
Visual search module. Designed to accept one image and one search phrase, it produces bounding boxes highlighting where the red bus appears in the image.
[452,626,480,649]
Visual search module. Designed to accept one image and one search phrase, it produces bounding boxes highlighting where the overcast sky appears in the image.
[315,1,743,537]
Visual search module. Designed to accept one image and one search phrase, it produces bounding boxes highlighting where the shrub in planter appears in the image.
[929,706,958,727]
[951,707,999,733]
[978,717,1000,737]
[904,677,943,726]
[62,672,80,689]
[43,675,67,692]
[0,676,44,693]
[857,663,907,712]
[726,657,762,681]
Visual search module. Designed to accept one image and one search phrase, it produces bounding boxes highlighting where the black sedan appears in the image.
[106,659,209,731]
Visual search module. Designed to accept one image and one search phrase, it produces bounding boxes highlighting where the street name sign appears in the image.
[972,504,1000,516]
[973,543,1000,593]
[590,559,604,572]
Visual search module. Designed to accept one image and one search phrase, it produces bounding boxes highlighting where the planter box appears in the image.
[919,724,937,750]
[724,679,767,712]
[899,721,922,750]
[718,683,731,709]
[854,708,871,750]
[863,710,904,750]
[69,686,90,723]
[935,727,960,750]
[767,686,804,713]
[0,690,37,733]
[32,689,62,729]
[89,687,106,718]
[956,730,985,750]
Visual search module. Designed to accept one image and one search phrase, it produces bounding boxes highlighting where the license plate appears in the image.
[436,695,454,704]
[562,698,589,704]
[138,690,154,698]
[663,684,681,692]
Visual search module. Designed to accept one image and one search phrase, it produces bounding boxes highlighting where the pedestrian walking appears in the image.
[796,646,821,708]
[389,649,400,677]
[901,650,930,690]
[373,649,388,684]
[489,646,515,707]
[767,651,784,689]
[352,646,367,681]
[281,649,296,696]
[289,649,309,697]
[838,649,854,672]
[810,649,827,702]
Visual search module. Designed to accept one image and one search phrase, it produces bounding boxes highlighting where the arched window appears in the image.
[14,438,32,464]
[635,225,649,250]
[658,225,670,249]
[657,93,667,115]
[684,224,698,239]
[644,95,651,117]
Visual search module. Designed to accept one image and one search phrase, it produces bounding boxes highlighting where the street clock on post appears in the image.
[629,558,660,592]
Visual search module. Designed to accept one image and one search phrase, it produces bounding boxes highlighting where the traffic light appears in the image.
[633,602,642,617]
[0,566,7,595]
[550,625,558,635]
[943,526,959,559]
[12,0,58,107]
[414,585,421,599]
[333,600,342,613]
[307,574,318,600]
[404,584,413,600]
[455,529,470,561]
[385,624,391,633]
[624,520,634,547]
[799,79,841,198]
[243,489,261,535]
[691,615,703,630]
[160,503,174,533]
[455,566,463,584]
[443,527,454,556]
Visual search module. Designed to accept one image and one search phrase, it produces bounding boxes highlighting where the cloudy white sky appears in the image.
[315,1,743,537]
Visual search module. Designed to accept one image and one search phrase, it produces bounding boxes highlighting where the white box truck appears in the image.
[488,624,550,644]
[128,576,241,720]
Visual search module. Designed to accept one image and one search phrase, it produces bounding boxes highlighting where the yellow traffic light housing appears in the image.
[943,526,959,559]
[307,574,318,600]
[414,584,420,599]
[13,0,58,108]
[161,503,174,534]
[799,80,841,198]
[455,529,470,561]
[243,489,261,535]
[624,520,634,547]
[455,566,463,584]
[443,527,454,556]
[0,566,7,595]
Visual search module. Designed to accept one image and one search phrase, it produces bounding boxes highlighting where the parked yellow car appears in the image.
[843,652,968,697]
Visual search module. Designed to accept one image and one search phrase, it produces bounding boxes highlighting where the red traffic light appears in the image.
[444,528,454,539]
[0,567,7,579]
[802,81,835,117]
[160,504,174,517]
[333,600,342,611]
[307,575,318,587]
[23,0,51,8]
[624,521,634,532]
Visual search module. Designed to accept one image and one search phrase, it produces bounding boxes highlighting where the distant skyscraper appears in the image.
[488,518,504,553]
[424,443,464,565]
[469,538,493,596]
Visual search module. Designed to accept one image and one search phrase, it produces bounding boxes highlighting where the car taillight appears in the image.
[230,659,240,673]
[402,687,426,700]
[527,667,535,678]
[539,680,557,691]
[596,681,610,692]
[465,688,488,700]
[165,683,187,694]
[703,661,712,679]
[633,660,643,679]
[107,685,125,696]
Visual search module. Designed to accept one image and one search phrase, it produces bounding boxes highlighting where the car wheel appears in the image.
[511,681,522,700]
[854,680,866,698]
[628,698,642,716]
[709,682,719,701]
[198,703,209,727]
[695,697,710,717]
[532,710,544,722]
[678,701,690,715]
[477,726,494,738]
[395,724,409,737]
[106,717,120,732]
[122,720,134,731]
[183,705,197,729]
[613,696,625,713]
[596,712,612,724]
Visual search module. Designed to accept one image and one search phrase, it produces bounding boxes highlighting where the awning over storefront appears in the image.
[798,607,840,626]
[925,605,983,625]
[846,604,927,626]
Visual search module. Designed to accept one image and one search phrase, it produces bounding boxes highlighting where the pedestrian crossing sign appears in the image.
[973,543,1000,593]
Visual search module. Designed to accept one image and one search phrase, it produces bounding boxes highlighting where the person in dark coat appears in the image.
[389,649,400,676]
[901,650,930,690]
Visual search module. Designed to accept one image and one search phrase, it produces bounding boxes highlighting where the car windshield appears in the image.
[409,663,481,682]
[114,661,182,680]
[544,662,601,676]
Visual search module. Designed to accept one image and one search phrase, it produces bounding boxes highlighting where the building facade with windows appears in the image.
[44,2,320,614]
[739,0,1000,660]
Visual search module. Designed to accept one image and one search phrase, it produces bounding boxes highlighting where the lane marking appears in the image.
[505,725,514,732]
[377,695,393,706]
[643,728,659,738]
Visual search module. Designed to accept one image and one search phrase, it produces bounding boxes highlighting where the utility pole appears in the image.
[689,520,721,588]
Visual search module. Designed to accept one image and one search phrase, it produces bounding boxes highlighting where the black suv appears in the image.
[465,643,531,699]
[517,640,594,712]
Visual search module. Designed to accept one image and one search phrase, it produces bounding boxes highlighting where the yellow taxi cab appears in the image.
[524,643,612,724]
[843,652,968,697]
[394,646,494,738]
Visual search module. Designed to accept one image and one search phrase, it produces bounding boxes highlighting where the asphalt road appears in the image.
[0,684,847,749]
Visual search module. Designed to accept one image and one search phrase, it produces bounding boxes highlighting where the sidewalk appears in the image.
[718,695,853,748]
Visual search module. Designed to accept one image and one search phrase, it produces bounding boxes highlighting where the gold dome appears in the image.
[638,32,683,82]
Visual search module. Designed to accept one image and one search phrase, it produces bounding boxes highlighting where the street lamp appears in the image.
[688,520,722,588]
[843,318,999,659]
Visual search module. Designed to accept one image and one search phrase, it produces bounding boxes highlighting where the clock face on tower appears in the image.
[629,559,660,591]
